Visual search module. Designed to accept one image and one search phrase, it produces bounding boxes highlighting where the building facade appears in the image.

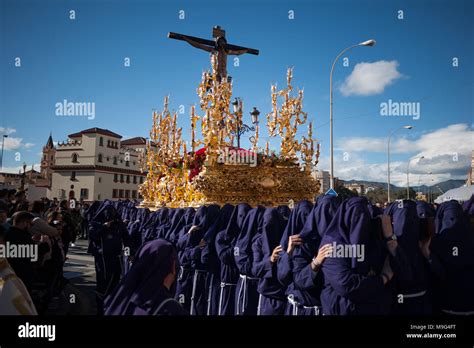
[344,183,366,195]
[48,128,147,201]
[313,170,330,194]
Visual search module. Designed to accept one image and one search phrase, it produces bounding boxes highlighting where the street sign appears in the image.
[325,188,338,197]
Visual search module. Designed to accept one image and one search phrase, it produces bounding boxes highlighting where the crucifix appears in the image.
[168,26,259,82]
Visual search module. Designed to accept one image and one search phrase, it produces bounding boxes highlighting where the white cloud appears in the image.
[340,60,402,96]
[0,127,36,151]
[0,127,16,135]
[319,123,474,186]
[338,124,473,155]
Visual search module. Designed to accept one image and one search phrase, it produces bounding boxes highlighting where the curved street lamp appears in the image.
[329,39,376,189]
[406,155,424,199]
[387,125,413,202]
[0,134,8,171]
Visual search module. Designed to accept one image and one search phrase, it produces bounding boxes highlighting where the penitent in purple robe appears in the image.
[320,197,391,315]
[87,203,131,315]
[215,204,251,315]
[290,195,339,315]
[182,205,220,315]
[234,206,265,315]
[276,200,313,315]
[201,204,234,315]
[252,208,287,315]
[104,239,187,315]
[430,200,474,314]
[385,200,430,315]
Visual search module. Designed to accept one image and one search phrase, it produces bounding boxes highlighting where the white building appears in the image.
[48,128,147,201]
[344,183,365,195]
[313,170,331,194]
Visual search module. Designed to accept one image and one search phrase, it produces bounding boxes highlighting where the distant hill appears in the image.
[417,179,466,193]
[340,179,465,192]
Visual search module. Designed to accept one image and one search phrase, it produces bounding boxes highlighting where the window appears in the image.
[99,137,104,146]
[133,176,137,184]
[80,188,89,199]
[51,155,53,160]
[133,161,136,165]
[125,161,130,167]
[43,155,46,161]
[112,189,118,198]
[98,194,101,200]
[106,156,110,162]
[98,154,103,163]
[114,174,118,182]
[125,190,130,199]
[126,175,130,183]
[139,176,144,184]
[71,171,76,180]
[132,190,137,199]
[120,174,124,183]
[113,157,117,165]
[119,189,124,198]
[72,153,78,163]
[107,140,111,147]
[98,177,102,183]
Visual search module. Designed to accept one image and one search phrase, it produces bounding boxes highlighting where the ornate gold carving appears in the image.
[139,60,320,208]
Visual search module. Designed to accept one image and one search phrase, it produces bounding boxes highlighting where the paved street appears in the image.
[45,239,97,315]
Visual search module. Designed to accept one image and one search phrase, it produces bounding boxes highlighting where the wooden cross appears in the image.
[168,25,259,82]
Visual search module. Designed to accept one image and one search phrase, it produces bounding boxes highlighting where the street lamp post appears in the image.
[406,155,424,199]
[387,125,413,202]
[230,98,258,149]
[427,171,434,203]
[329,39,376,189]
[0,134,8,171]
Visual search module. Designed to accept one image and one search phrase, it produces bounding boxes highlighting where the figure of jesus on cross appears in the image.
[168,26,259,82]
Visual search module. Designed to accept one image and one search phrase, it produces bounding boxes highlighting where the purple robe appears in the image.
[201,204,234,315]
[252,208,287,315]
[430,200,474,314]
[234,206,265,315]
[215,204,251,315]
[276,200,313,314]
[104,239,186,315]
[290,195,339,315]
[320,197,391,315]
[385,200,430,315]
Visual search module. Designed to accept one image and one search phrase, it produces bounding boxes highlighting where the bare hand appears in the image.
[199,239,206,249]
[270,245,283,263]
[378,215,393,239]
[311,243,334,271]
[419,237,431,259]
[381,256,394,284]
[287,234,303,255]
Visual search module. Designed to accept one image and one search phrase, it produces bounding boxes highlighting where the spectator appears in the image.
[4,211,36,291]
[0,225,38,315]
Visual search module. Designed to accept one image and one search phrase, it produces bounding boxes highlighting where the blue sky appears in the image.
[1,0,473,186]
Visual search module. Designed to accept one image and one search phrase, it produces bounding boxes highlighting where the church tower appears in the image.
[40,133,56,188]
